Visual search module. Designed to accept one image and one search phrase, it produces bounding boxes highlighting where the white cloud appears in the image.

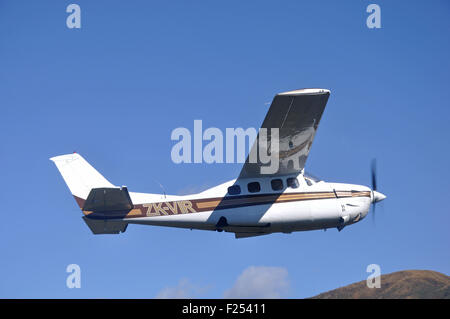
[155,278,208,299]
[223,266,290,298]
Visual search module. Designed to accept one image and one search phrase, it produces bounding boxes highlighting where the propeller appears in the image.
[371,159,377,222]
[370,159,386,223]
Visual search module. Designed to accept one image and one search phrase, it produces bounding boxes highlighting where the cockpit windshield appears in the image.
[304,171,322,183]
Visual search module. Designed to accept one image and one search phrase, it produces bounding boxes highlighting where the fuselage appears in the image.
[82,173,372,236]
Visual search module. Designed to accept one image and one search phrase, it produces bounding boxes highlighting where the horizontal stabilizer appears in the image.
[83,187,133,212]
[82,216,128,234]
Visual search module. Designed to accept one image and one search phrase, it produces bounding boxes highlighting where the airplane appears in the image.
[51,88,386,239]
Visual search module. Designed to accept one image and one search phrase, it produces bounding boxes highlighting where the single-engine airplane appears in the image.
[51,88,386,238]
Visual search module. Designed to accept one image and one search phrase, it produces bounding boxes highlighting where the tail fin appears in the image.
[50,153,115,205]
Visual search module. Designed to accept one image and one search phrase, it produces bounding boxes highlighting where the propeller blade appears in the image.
[372,202,376,224]
[371,159,377,225]
[371,159,377,191]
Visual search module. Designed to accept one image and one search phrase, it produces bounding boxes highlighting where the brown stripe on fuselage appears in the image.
[195,192,335,210]
[335,191,371,198]
[81,190,371,219]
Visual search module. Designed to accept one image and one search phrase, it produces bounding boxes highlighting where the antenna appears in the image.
[153,179,167,199]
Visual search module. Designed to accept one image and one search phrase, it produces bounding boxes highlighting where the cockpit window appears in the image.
[305,178,313,186]
[287,177,299,189]
[227,185,241,195]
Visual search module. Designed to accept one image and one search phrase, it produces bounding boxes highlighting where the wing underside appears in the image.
[239,88,330,178]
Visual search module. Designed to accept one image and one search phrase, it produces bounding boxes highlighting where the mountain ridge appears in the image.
[311,270,450,299]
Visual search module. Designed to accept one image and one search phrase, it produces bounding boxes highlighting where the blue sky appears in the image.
[0,0,449,298]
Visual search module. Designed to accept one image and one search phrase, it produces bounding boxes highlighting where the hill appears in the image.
[311,270,450,299]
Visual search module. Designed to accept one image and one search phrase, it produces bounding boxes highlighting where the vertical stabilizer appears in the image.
[50,153,115,201]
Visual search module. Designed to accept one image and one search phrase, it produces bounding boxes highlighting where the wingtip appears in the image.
[49,153,81,162]
[278,88,331,96]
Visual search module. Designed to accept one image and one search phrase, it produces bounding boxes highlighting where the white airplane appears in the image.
[51,88,386,238]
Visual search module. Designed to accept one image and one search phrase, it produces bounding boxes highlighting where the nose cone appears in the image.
[372,191,386,203]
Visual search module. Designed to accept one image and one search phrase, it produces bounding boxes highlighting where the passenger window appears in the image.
[247,182,261,193]
[287,177,299,189]
[271,179,283,191]
[305,178,312,186]
[227,185,241,195]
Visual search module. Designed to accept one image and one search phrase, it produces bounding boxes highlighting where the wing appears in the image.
[239,88,330,178]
